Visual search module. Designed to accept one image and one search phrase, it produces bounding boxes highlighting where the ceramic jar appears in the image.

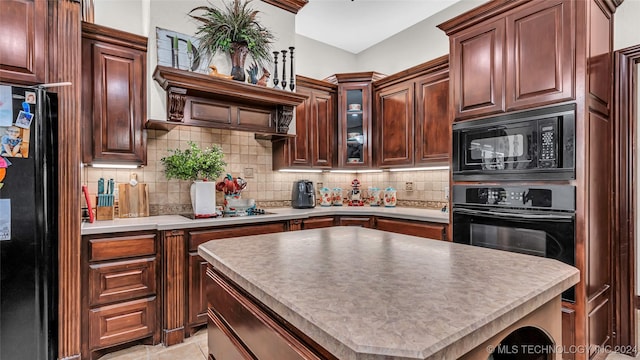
[332,187,343,206]
[368,187,382,206]
[319,187,332,207]
[383,187,397,207]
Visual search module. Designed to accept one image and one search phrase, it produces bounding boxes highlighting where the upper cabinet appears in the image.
[81,22,148,166]
[327,72,385,169]
[374,56,450,168]
[273,76,337,170]
[441,0,574,120]
[0,0,47,84]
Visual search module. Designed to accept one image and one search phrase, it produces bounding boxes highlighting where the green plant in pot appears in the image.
[189,0,275,82]
[161,141,227,217]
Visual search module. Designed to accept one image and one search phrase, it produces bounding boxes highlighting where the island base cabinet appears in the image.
[458,297,562,360]
[206,266,337,360]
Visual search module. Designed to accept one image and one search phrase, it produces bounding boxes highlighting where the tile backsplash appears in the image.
[81,126,449,215]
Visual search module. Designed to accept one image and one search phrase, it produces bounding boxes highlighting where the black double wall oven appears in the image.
[451,104,576,301]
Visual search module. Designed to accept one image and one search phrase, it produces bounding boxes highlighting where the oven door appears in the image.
[452,206,575,301]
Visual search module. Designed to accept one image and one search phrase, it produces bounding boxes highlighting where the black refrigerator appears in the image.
[0,85,57,360]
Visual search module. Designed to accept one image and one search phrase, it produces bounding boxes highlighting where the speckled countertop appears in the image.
[198,227,579,360]
[80,206,448,235]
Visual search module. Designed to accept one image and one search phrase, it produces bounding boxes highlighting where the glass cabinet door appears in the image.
[345,89,364,164]
[339,83,370,167]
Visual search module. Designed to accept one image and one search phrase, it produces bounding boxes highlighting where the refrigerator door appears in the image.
[0,86,57,360]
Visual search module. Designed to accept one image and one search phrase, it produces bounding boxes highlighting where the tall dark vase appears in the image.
[230,41,249,82]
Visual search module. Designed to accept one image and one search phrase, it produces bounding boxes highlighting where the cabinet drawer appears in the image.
[89,297,156,349]
[208,309,254,360]
[336,216,373,228]
[89,257,156,306]
[207,268,322,360]
[89,234,157,262]
[188,222,286,251]
[376,218,446,240]
[302,217,335,230]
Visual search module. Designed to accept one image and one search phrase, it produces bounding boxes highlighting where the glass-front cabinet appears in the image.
[329,72,385,168]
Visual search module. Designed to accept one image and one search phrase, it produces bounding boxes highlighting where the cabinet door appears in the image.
[415,71,450,165]
[505,0,574,110]
[82,24,147,165]
[187,253,209,328]
[0,0,46,84]
[338,83,372,168]
[290,87,312,166]
[311,91,335,168]
[451,19,505,120]
[376,81,414,167]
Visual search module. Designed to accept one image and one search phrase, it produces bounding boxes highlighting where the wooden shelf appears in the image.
[153,66,308,108]
[152,66,308,135]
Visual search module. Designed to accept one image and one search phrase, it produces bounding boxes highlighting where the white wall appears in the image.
[294,35,358,79]
[94,0,146,35]
[615,0,640,51]
[356,0,483,74]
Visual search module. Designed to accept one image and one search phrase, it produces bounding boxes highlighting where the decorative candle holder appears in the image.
[171,35,179,68]
[281,49,288,90]
[272,51,279,88]
[289,46,295,91]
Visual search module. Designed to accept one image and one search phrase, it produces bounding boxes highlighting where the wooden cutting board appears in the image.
[118,183,149,218]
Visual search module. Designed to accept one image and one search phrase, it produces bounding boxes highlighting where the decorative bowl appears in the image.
[348,103,361,111]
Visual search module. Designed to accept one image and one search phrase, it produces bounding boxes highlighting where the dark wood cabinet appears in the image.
[82,231,160,360]
[185,222,287,336]
[373,56,450,168]
[376,81,414,167]
[326,72,386,169]
[273,76,336,170]
[0,0,47,84]
[505,0,574,111]
[449,19,505,120]
[445,0,574,120]
[375,217,447,240]
[415,69,450,165]
[81,22,147,166]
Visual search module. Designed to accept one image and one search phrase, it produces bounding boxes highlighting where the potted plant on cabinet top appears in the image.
[189,0,275,82]
[161,141,227,218]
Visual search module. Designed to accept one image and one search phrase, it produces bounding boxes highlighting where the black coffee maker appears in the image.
[291,180,316,208]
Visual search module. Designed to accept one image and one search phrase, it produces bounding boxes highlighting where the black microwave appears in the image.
[452,104,575,181]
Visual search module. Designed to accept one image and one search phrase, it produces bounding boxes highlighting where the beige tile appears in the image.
[97,344,148,359]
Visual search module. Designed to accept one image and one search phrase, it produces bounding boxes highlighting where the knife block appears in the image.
[96,206,114,221]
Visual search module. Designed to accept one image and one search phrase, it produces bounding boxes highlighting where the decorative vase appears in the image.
[230,41,249,82]
[190,180,217,218]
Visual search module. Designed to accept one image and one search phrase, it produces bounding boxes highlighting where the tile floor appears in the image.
[98,329,207,360]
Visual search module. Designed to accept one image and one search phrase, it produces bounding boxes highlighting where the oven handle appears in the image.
[452,207,574,222]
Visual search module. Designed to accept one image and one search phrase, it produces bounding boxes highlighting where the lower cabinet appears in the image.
[206,266,337,360]
[186,222,288,336]
[82,231,160,360]
[375,217,447,240]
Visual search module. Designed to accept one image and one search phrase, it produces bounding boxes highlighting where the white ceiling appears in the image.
[295,0,464,54]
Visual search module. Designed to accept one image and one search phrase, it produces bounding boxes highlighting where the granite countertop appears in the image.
[80,206,449,235]
[198,227,579,360]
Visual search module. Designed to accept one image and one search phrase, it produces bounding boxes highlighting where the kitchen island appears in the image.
[198,227,579,360]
